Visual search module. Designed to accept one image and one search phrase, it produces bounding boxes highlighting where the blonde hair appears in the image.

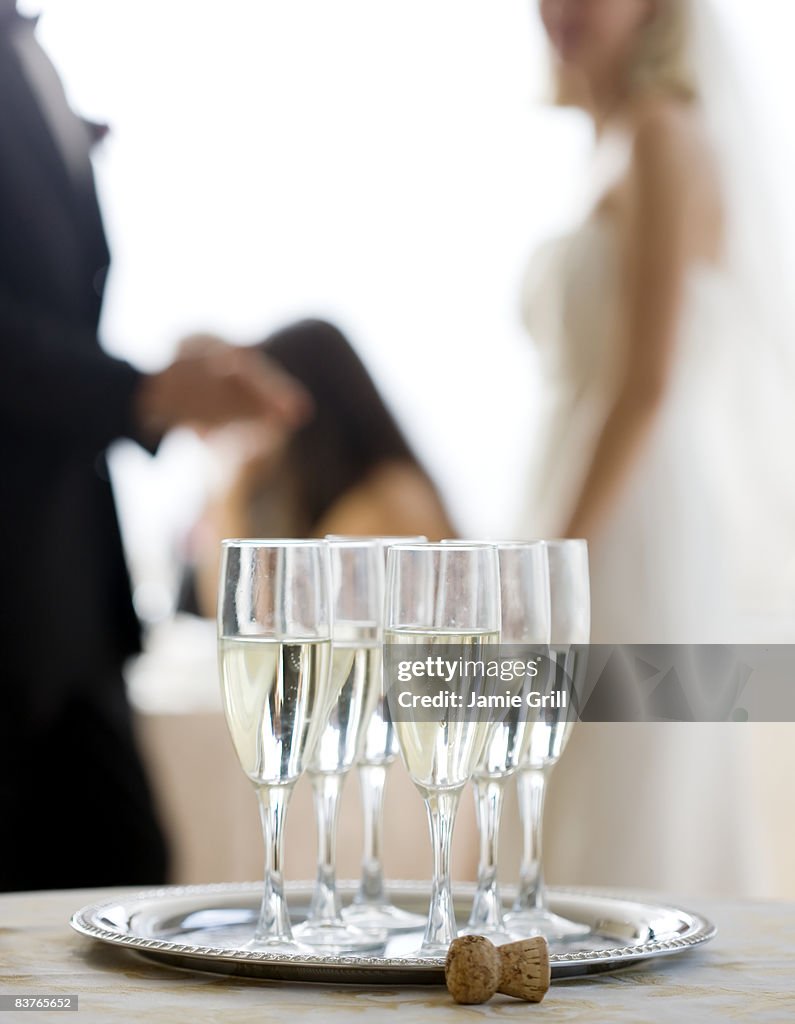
[553,0,698,107]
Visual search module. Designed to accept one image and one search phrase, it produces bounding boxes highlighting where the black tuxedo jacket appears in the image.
[0,20,146,720]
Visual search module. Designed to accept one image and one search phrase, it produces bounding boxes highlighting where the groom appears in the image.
[0,1,308,890]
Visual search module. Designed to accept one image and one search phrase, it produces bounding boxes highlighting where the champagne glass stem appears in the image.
[468,776,506,931]
[254,782,294,943]
[421,787,461,953]
[307,771,345,924]
[355,762,388,905]
[514,766,550,913]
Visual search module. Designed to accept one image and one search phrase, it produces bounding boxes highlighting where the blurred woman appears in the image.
[513,0,795,894]
[182,319,455,617]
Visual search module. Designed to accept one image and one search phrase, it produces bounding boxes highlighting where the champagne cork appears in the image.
[445,934,550,1005]
[498,937,551,1002]
[443,935,502,1005]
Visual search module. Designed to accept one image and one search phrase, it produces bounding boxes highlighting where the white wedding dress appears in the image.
[519,213,753,643]
[510,211,776,895]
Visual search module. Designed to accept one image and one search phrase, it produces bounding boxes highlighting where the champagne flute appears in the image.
[505,539,590,941]
[384,543,501,956]
[462,541,551,943]
[218,539,332,952]
[332,535,428,934]
[294,539,387,952]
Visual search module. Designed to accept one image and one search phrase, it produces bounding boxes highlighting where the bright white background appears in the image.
[20,0,795,621]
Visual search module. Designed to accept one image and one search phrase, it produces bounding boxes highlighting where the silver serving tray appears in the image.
[70,881,715,984]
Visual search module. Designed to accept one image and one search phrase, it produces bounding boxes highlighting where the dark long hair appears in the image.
[260,318,427,529]
[178,318,438,615]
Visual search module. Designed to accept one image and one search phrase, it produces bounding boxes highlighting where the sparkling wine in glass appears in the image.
[294,539,387,952]
[218,539,333,952]
[384,543,501,956]
[462,541,551,944]
[505,539,590,942]
[332,536,428,934]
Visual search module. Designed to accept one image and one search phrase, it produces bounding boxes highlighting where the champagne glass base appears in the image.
[292,920,387,954]
[504,908,591,943]
[459,923,522,946]
[412,940,454,959]
[342,901,427,932]
[244,935,314,955]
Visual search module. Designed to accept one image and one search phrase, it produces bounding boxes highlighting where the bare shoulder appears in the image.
[622,93,724,254]
[364,459,454,538]
[366,459,436,505]
[315,458,455,540]
[628,94,714,183]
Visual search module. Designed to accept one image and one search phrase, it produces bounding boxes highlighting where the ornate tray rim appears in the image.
[70,880,716,982]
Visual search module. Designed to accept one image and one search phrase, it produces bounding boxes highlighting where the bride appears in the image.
[514,0,795,894]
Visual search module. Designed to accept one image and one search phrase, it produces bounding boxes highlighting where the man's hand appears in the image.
[134,337,312,441]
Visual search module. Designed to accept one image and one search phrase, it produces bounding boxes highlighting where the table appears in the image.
[1,888,793,1022]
